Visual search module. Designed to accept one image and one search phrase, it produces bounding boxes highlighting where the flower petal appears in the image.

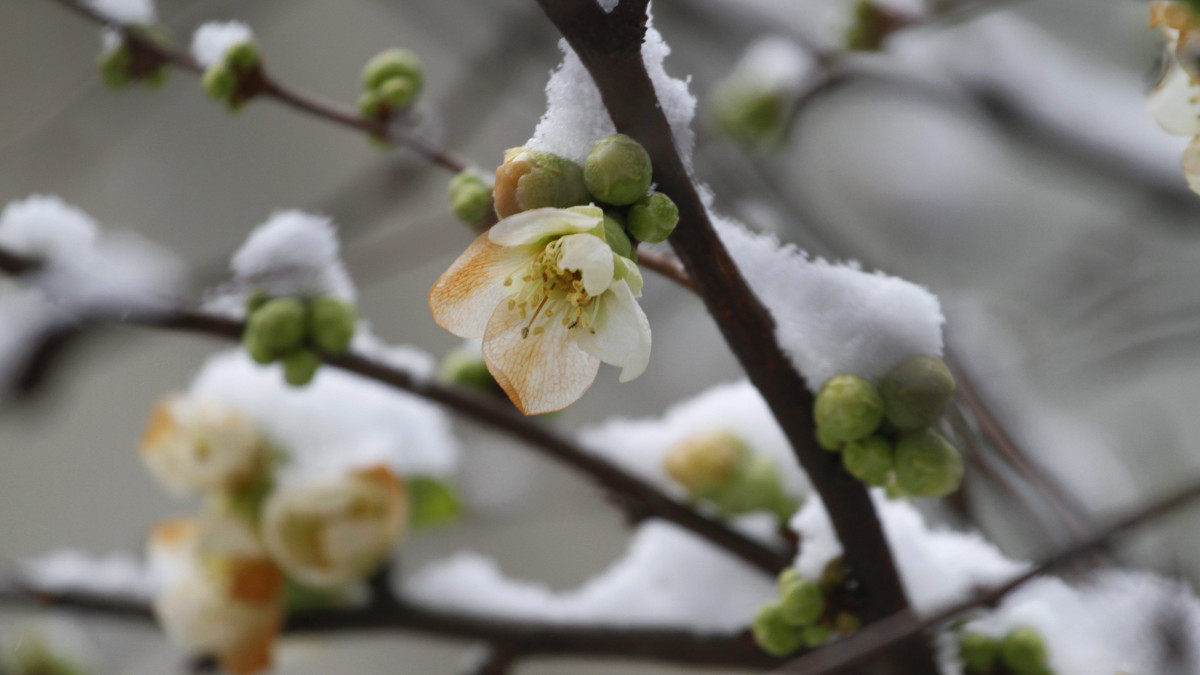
[575,281,651,382]
[558,233,615,296]
[482,302,600,415]
[1149,62,1200,136]
[488,207,602,247]
[429,233,529,338]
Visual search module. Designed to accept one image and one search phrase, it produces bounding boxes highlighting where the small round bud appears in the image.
[358,90,385,120]
[584,134,653,205]
[879,355,955,430]
[407,476,462,528]
[627,192,679,243]
[842,435,894,487]
[244,298,306,362]
[1000,627,1048,674]
[813,375,884,443]
[308,296,357,354]
[778,570,824,626]
[710,83,788,151]
[362,48,423,93]
[245,289,270,314]
[752,602,806,657]
[448,170,493,224]
[715,453,787,517]
[958,632,1000,674]
[378,76,418,109]
[282,348,321,387]
[143,65,169,89]
[602,211,635,260]
[801,622,832,648]
[99,45,133,89]
[493,148,590,218]
[816,425,843,452]
[663,429,748,498]
[202,64,238,103]
[893,429,963,498]
[224,41,260,71]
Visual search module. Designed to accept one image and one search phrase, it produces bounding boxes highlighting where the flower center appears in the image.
[503,239,598,339]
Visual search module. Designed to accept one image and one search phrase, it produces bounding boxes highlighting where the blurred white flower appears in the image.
[139,395,266,496]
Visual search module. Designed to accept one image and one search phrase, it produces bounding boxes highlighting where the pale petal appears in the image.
[1149,62,1200,136]
[1184,136,1200,195]
[429,233,529,338]
[558,233,615,296]
[575,281,651,382]
[482,302,600,415]
[488,207,602,247]
[614,255,644,296]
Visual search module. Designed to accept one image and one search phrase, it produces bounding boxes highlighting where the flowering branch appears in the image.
[527,2,938,672]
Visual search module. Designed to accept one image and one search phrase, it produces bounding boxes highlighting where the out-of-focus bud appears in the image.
[878,355,955,430]
[584,134,653,206]
[841,435,894,487]
[959,631,1000,674]
[752,602,805,657]
[893,429,963,498]
[224,42,260,72]
[261,466,408,587]
[493,148,590,218]
[243,297,306,364]
[715,452,796,520]
[1183,135,1200,196]
[816,425,843,452]
[407,476,462,528]
[663,429,748,498]
[308,296,356,354]
[602,211,635,260]
[801,621,832,647]
[813,374,884,443]
[378,76,418,109]
[778,568,824,626]
[448,170,493,224]
[362,48,423,97]
[627,192,679,244]
[0,619,98,675]
[202,64,237,102]
[281,348,321,387]
[140,396,265,496]
[845,0,905,52]
[1000,627,1049,674]
[99,45,133,89]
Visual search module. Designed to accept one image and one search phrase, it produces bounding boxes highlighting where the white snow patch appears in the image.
[229,210,355,301]
[20,549,155,600]
[0,195,99,263]
[86,0,155,24]
[597,0,620,12]
[190,21,255,68]
[406,517,776,630]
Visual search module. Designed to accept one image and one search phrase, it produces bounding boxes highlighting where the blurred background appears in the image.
[0,0,1196,672]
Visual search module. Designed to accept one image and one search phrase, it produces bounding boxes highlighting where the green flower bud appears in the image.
[99,45,133,89]
[893,429,963,498]
[1000,627,1048,674]
[408,476,462,528]
[879,355,955,430]
[778,570,824,626]
[813,375,884,443]
[602,211,635,260]
[378,76,418,108]
[958,632,1000,674]
[493,148,590,218]
[358,90,385,120]
[845,0,896,52]
[710,81,788,151]
[143,65,169,89]
[663,430,748,498]
[714,452,785,516]
[448,171,493,224]
[309,296,357,354]
[439,347,500,395]
[245,289,270,314]
[833,611,861,635]
[842,435,894,487]
[282,348,321,387]
[202,63,238,103]
[801,622,832,648]
[816,425,843,452]
[584,134,653,205]
[752,602,806,657]
[362,48,423,93]
[627,192,679,244]
[224,41,260,71]
[244,298,307,362]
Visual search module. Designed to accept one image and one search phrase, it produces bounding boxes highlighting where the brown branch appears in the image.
[528,3,937,672]
[45,0,473,174]
[0,248,42,276]
[775,475,1200,674]
[635,248,694,292]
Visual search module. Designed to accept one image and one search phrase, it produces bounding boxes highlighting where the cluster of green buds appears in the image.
[844,0,907,52]
[242,291,357,387]
[489,135,679,250]
[447,169,493,225]
[753,559,862,656]
[98,28,170,90]
[359,48,423,140]
[663,430,797,522]
[959,627,1053,675]
[200,39,263,111]
[814,355,962,498]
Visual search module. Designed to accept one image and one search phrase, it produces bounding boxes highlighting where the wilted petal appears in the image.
[489,207,602,247]
[558,233,615,296]
[1149,62,1200,136]
[575,281,651,382]
[430,233,529,338]
[482,302,600,414]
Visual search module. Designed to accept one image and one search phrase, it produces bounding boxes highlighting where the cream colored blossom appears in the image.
[429,206,651,415]
[140,395,265,496]
[261,466,408,588]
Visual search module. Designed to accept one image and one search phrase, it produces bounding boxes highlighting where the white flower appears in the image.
[261,466,408,588]
[429,206,651,415]
[139,396,265,496]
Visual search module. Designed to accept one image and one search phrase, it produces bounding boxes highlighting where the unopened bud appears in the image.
[309,296,356,354]
[1000,627,1049,674]
[378,76,418,109]
[627,192,679,243]
[362,48,423,94]
[801,622,832,648]
[224,41,260,71]
[878,355,955,430]
[893,429,963,498]
[778,569,824,626]
[584,134,653,205]
[243,298,306,363]
[99,45,133,89]
[813,374,884,443]
[281,348,321,387]
[846,0,902,52]
[841,435,893,487]
[959,632,1000,674]
[493,148,590,218]
[752,602,805,657]
[715,453,789,517]
[407,476,462,528]
[816,425,843,452]
[202,63,238,103]
[439,344,500,394]
[448,170,493,224]
[663,429,748,498]
[602,211,635,260]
